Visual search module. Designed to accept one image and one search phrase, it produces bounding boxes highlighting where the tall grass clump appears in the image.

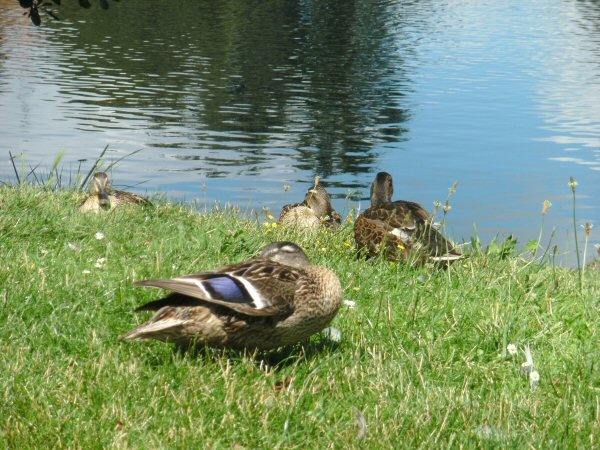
[0,182,599,448]
[5,146,144,192]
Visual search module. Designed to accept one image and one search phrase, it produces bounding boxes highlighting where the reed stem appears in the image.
[569,177,581,292]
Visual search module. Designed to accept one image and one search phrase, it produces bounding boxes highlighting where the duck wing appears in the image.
[113,190,151,206]
[279,201,305,218]
[359,202,420,231]
[134,259,301,317]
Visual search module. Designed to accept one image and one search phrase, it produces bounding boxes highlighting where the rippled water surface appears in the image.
[1,0,599,263]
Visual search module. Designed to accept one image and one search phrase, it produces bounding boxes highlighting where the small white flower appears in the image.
[94,257,107,268]
[521,362,532,376]
[95,232,105,240]
[529,370,540,390]
[344,300,356,309]
[507,344,517,355]
[67,242,78,251]
[521,344,536,377]
[40,248,49,256]
[82,269,91,274]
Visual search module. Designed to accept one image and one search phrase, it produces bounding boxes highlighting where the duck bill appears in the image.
[99,189,111,209]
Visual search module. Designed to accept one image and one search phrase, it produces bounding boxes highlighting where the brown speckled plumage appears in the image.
[354,172,461,263]
[122,242,342,350]
[79,172,150,213]
[279,176,341,230]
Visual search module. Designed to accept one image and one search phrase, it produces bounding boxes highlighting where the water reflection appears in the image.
[537,0,600,170]
[17,0,411,184]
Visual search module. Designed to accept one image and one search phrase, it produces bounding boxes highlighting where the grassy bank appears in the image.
[0,185,598,448]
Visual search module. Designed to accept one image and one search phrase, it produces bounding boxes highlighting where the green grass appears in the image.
[1,185,598,448]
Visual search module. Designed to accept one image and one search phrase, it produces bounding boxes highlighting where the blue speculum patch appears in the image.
[204,276,249,303]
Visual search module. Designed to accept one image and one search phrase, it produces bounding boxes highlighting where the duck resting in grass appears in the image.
[354,172,462,264]
[79,172,150,213]
[122,241,343,350]
[279,176,342,230]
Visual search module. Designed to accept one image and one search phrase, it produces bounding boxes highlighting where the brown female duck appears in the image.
[279,176,342,230]
[79,172,150,212]
[354,172,461,264]
[122,242,343,350]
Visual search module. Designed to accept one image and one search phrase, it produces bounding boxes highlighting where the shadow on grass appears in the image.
[135,334,342,371]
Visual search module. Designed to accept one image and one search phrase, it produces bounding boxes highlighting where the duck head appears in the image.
[305,185,334,219]
[89,172,112,209]
[260,241,311,268]
[370,172,394,206]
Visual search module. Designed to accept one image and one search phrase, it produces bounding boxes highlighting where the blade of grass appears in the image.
[9,151,21,185]
[569,176,581,292]
[104,147,143,172]
[79,144,109,190]
[44,151,65,189]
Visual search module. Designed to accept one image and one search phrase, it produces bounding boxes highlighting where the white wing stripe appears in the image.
[233,275,267,309]
[172,277,211,298]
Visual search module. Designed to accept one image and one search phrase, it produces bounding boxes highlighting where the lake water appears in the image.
[1,0,599,265]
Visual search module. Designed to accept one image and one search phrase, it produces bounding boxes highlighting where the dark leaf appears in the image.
[19,0,33,8]
[30,8,41,26]
[78,0,91,8]
[99,0,109,10]
[52,0,61,4]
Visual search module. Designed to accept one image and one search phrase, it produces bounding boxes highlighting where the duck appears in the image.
[79,172,150,213]
[279,176,342,230]
[122,241,343,350]
[354,172,461,264]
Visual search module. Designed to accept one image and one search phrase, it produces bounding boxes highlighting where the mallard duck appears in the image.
[279,176,342,230]
[79,172,150,213]
[354,172,461,264]
[122,241,343,350]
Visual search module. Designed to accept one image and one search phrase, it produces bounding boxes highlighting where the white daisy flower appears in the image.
[95,232,105,240]
[506,344,517,355]
[529,370,540,390]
